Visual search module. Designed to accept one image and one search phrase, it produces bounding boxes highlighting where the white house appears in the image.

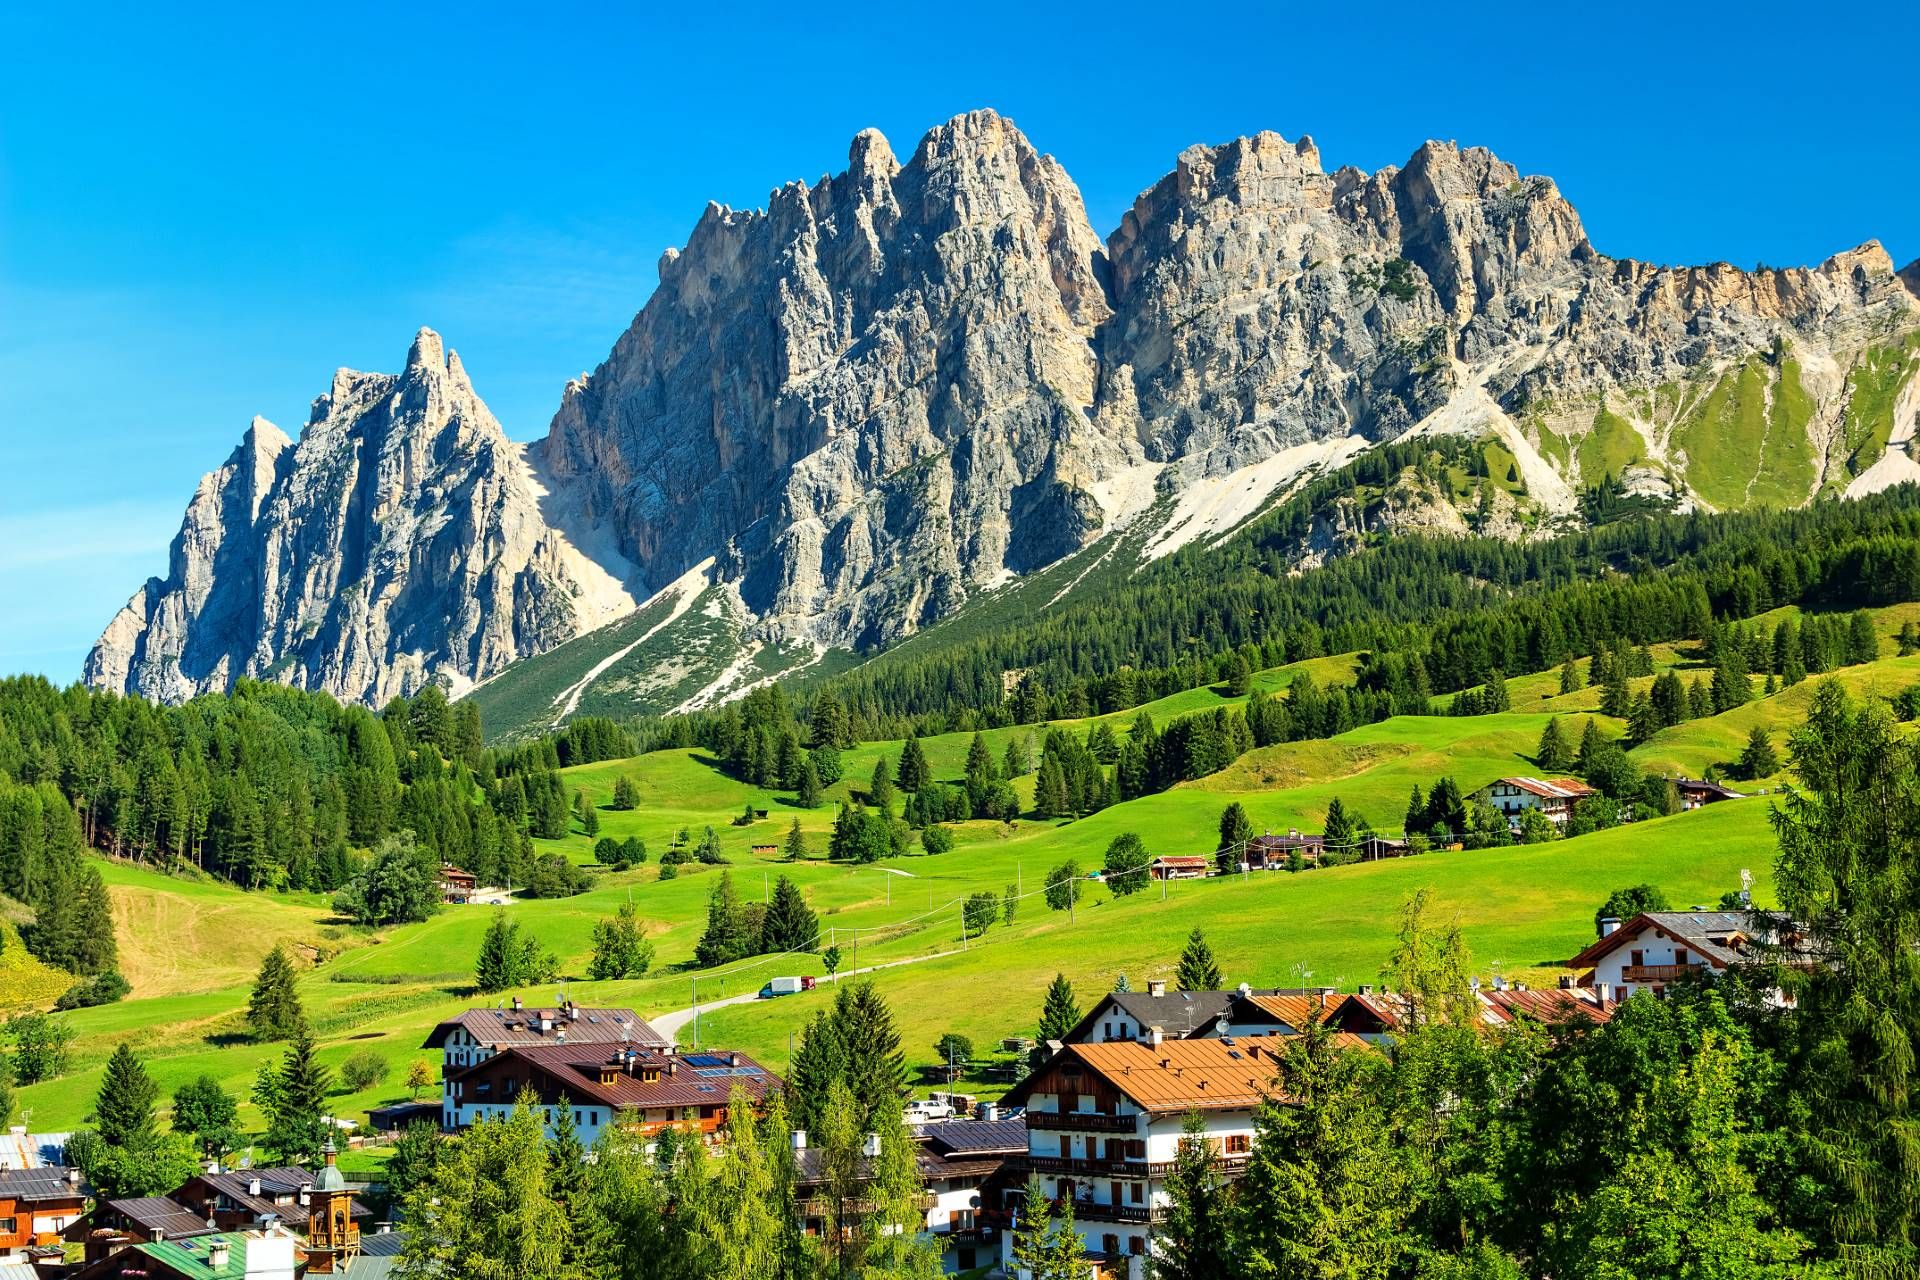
[1482,776,1595,826]
[1000,1035,1289,1279]
[1568,910,1806,1002]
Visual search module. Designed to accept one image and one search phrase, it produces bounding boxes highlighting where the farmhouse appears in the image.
[1147,856,1208,881]
[1481,777,1595,826]
[1674,778,1745,809]
[439,864,477,903]
[166,1161,372,1236]
[1000,1036,1290,1279]
[1568,910,1808,1000]
[1243,831,1321,868]
[442,1042,781,1146]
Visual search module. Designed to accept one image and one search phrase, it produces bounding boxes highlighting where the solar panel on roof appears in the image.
[683,1053,729,1067]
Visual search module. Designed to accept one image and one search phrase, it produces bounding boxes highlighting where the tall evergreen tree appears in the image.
[1038,973,1081,1043]
[94,1042,158,1149]
[247,944,304,1041]
[895,735,930,794]
[1218,801,1254,870]
[1177,927,1223,991]
[1234,1020,1408,1278]
[760,875,819,954]
[1771,682,1920,1271]
[695,871,755,967]
[1739,726,1779,780]
[1155,1110,1233,1280]
[1536,717,1572,772]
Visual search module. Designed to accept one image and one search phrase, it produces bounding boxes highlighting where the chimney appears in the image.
[792,1130,808,1151]
[862,1133,882,1159]
[728,1053,740,1067]
[512,996,523,1011]
[249,1176,261,1197]
[1148,980,1167,998]
[1237,983,1251,997]
[1599,917,1621,938]
[1595,982,1614,1004]
[1558,975,1575,989]
[1147,1027,1164,1047]
[568,1004,581,1021]
[539,1013,554,1033]
[1358,984,1373,996]
[208,1241,230,1268]
[979,1102,1000,1123]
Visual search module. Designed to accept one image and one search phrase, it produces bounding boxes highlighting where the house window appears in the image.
[1102,1234,1120,1256]
[1130,1235,1146,1254]
[0,1216,16,1235]
[1130,1182,1143,1204]
[1675,949,1689,965]
[1629,949,1643,967]
[1225,1133,1251,1155]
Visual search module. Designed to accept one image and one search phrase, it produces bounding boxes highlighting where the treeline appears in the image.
[0,677,629,899]
[800,483,1920,734]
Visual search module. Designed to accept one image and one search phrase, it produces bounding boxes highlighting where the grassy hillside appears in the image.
[27,604,1920,1135]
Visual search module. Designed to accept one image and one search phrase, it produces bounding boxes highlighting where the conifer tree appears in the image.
[1038,973,1081,1043]
[1217,801,1254,870]
[895,735,930,794]
[1739,726,1779,780]
[256,1019,331,1165]
[797,756,823,808]
[1177,927,1224,991]
[1157,1109,1233,1280]
[247,945,304,1042]
[868,759,896,813]
[610,775,640,810]
[695,871,754,967]
[1536,717,1572,772]
[1559,655,1583,695]
[782,816,808,861]
[1404,785,1427,839]
[1323,796,1357,853]
[760,875,819,954]
[94,1042,158,1149]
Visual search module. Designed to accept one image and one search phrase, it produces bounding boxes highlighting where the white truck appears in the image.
[759,975,813,998]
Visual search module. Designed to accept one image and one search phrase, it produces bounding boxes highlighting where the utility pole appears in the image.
[691,976,699,1050]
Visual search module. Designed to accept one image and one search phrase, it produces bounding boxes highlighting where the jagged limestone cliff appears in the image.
[92,112,1920,709]
[87,330,635,705]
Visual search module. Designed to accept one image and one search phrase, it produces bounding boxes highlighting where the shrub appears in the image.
[340,1050,389,1092]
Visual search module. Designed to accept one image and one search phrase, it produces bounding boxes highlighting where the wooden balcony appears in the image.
[1621,964,1699,983]
[1025,1109,1139,1134]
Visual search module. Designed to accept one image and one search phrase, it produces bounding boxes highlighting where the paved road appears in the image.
[651,947,963,1042]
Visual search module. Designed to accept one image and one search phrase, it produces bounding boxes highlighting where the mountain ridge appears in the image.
[88,110,1920,710]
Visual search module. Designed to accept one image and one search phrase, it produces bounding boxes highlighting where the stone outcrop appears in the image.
[93,112,1920,705]
[87,330,615,705]
[538,110,1136,649]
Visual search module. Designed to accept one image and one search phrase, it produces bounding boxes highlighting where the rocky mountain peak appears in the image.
[94,113,1920,712]
[88,329,597,706]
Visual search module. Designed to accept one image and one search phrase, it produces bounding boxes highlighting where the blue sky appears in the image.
[3,0,1916,682]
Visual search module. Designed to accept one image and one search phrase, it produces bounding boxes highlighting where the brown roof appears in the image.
[1478,987,1616,1026]
[1241,993,1341,1030]
[1058,1037,1290,1113]
[1151,856,1210,867]
[423,1005,668,1050]
[455,1043,781,1112]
